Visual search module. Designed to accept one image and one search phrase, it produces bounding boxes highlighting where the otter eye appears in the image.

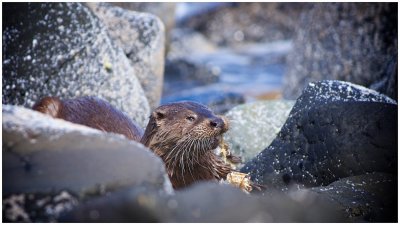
[186,116,195,122]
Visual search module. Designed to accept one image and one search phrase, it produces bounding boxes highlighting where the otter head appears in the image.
[141,101,229,158]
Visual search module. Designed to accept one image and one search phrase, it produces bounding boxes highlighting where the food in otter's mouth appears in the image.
[33,97,260,191]
[218,138,259,193]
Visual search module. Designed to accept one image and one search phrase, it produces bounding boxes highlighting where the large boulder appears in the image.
[224,100,295,163]
[61,182,346,222]
[283,3,397,100]
[86,3,165,110]
[2,3,150,127]
[241,80,397,188]
[3,105,172,221]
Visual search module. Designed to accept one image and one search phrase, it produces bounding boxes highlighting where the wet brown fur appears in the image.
[33,97,232,189]
[33,96,143,142]
[141,101,232,189]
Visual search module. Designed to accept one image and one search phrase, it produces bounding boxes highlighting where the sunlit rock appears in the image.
[224,100,295,164]
[2,3,150,127]
[86,3,166,110]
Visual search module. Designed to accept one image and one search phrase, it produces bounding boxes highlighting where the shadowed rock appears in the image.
[3,105,172,197]
[61,182,346,222]
[241,80,397,188]
[284,3,397,100]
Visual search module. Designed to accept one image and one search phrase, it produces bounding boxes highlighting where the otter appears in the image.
[33,96,233,189]
[33,96,143,141]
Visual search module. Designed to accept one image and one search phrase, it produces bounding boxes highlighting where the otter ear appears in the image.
[152,110,166,121]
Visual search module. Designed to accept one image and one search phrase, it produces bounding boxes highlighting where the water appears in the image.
[163,40,292,102]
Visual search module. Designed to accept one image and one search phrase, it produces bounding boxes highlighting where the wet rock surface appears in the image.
[3,105,172,221]
[61,182,346,223]
[310,172,397,222]
[86,3,165,109]
[284,3,397,100]
[224,100,295,163]
[241,80,397,189]
[2,2,150,127]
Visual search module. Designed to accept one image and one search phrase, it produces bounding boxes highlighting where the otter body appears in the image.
[33,96,143,142]
[33,97,232,189]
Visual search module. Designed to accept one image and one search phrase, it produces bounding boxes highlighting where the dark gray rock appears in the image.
[284,3,397,100]
[3,105,172,197]
[2,2,150,127]
[86,3,165,109]
[178,3,311,47]
[310,173,397,222]
[241,80,397,189]
[61,182,347,222]
[161,86,245,114]
[164,57,220,94]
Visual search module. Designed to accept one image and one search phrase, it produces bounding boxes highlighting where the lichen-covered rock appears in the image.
[310,173,396,222]
[283,3,397,100]
[2,2,150,127]
[86,3,165,110]
[241,80,397,189]
[61,182,346,222]
[224,100,295,163]
[161,85,245,114]
[3,105,172,197]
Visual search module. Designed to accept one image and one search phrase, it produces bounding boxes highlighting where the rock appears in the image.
[161,85,245,114]
[3,105,173,197]
[310,173,396,222]
[241,80,397,189]
[178,3,311,47]
[3,191,79,222]
[283,3,397,100]
[164,57,220,96]
[167,28,217,60]
[62,182,347,222]
[109,2,176,53]
[2,3,150,127]
[224,100,295,163]
[86,3,165,110]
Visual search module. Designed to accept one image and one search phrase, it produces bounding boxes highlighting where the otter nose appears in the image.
[210,118,224,129]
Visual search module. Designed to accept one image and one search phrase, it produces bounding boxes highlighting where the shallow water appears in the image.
[163,40,292,102]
